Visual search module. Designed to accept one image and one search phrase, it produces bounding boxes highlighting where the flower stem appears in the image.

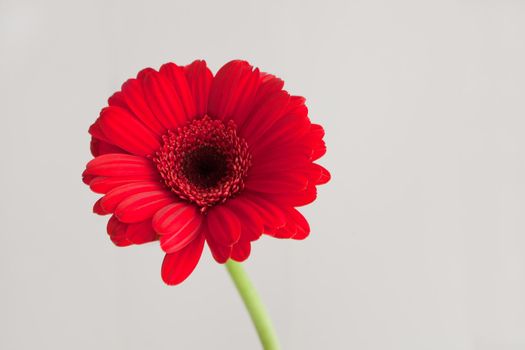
[225,259,280,350]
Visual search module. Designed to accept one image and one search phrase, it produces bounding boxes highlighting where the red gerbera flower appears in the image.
[82,60,330,285]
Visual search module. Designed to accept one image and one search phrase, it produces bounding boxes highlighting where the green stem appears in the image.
[225,259,280,350]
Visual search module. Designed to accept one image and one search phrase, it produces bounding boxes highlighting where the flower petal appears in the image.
[241,194,287,230]
[90,137,126,157]
[206,205,241,246]
[239,90,290,143]
[160,63,196,119]
[89,176,159,194]
[139,68,188,129]
[153,202,203,253]
[271,185,318,207]
[231,239,251,262]
[100,182,164,213]
[205,235,232,264]
[161,234,205,285]
[115,190,174,223]
[84,154,158,178]
[106,215,131,247]
[226,198,263,241]
[304,163,331,185]
[109,79,166,135]
[256,72,284,102]
[249,96,311,155]
[288,208,310,240]
[267,207,310,239]
[310,124,327,160]
[184,60,213,118]
[95,106,160,156]
[245,174,308,194]
[106,216,157,246]
[88,121,111,144]
[126,220,158,244]
[249,153,310,175]
[208,60,260,124]
[93,198,106,215]
[267,223,297,239]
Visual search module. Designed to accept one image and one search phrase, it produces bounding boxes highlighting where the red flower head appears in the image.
[82,60,330,285]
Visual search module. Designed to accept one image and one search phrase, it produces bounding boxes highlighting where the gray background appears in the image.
[1,0,524,349]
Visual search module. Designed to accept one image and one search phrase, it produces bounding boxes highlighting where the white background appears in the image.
[1,0,524,349]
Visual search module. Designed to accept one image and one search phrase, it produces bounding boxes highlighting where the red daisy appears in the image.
[82,60,330,285]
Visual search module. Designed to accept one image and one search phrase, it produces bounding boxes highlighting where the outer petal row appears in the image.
[89,60,213,157]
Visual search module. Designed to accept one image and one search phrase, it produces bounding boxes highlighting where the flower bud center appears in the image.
[153,116,251,211]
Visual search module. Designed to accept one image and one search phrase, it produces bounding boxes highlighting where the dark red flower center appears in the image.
[153,116,251,211]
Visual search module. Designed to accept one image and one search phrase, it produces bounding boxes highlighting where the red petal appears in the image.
[239,90,290,144]
[267,223,297,239]
[271,185,317,207]
[88,121,111,144]
[231,240,251,262]
[206,205,241,246]
[110,79,166,135]
[252,145,312,177]
[126,220,158,244]
[84,154,158,178]
[96,107,160,156]
[115,190,174,223]
[106,216,157,246]
[107,215,131,247]
[153,202,203,253]
[304,163,331,185]
[139,68,188,129]
[90,137,126,157]
[250,96,311,155]
[208,60,260,124]
[229,67,261,127]
[107,90,127,108]
[309,124,327,161]
[249,153,310,175]
[161,234,205,285]
[184,60,213,118]
[100,182,163,213]
[226,198,264,241]
[205,234,232,263]
[268,207,310,239]
[312,141,327,161]
[289,208,310,240]
[160,63,196,118]
[242,194,287,230]
[245,174,308,194]
[93,198,107,215]
[89,176,159,194]
[256,73,284,102]
[310,123,325,140]
[82,173,95,185]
